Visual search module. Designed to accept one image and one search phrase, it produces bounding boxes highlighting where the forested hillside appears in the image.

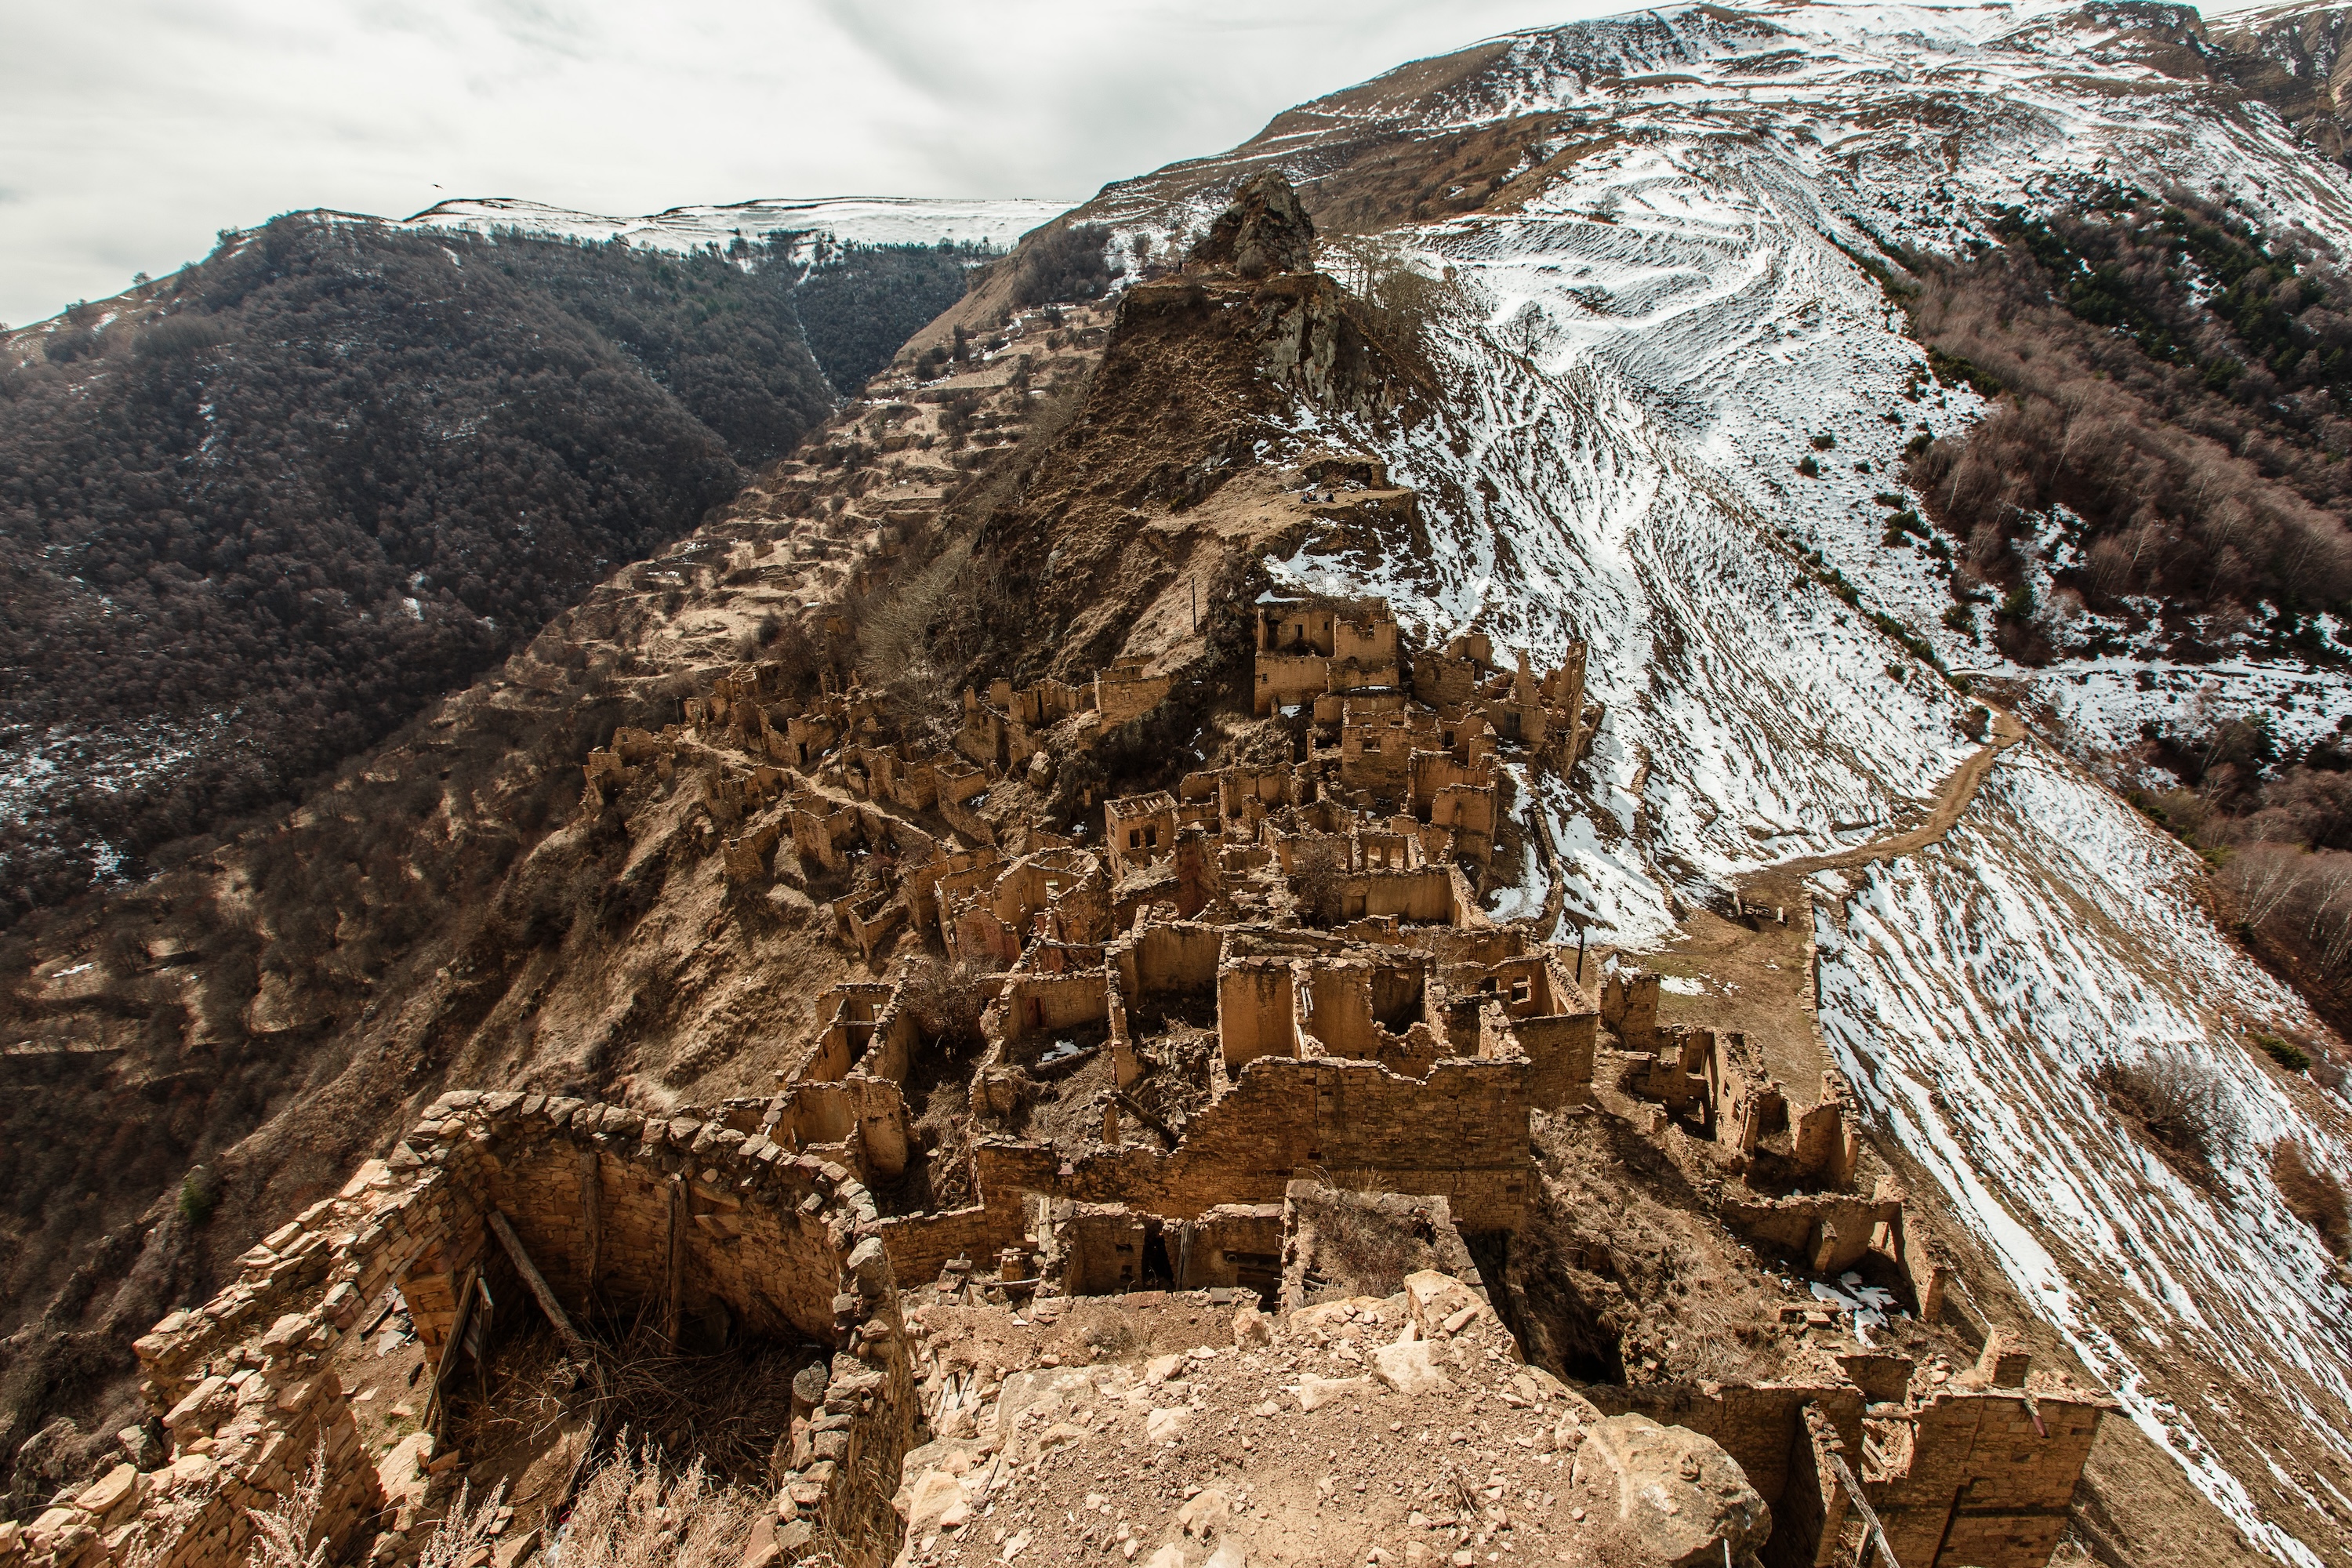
[0,219,978,919]
[1895,192,2352,1027]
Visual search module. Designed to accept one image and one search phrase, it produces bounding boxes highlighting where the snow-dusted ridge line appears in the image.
[387,195,1076,256]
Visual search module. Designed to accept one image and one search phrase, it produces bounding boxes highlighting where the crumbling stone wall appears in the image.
[38,1095,920,1568]
[1040,1054,1528,1229]
[1589,1365,2111,1568]
[1871,1388,2109,1568]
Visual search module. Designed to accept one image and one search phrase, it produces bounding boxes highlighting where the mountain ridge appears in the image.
[0,213,986,917]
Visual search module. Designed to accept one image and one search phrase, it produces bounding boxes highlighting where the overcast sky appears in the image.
[0,1,1624,329]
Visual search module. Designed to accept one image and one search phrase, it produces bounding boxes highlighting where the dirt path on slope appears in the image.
[1765,709,2026,878]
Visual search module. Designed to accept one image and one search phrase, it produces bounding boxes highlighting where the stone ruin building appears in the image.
[9,597,2114,1568]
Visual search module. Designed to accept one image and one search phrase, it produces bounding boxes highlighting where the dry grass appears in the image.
[550,1436,764,1568]
[2088,1051,2243,1185]
[2271,1141,2350,1258]
[1290,1183,1432,1300]
[114,1457,220,1568]
[416,1481,509,1568]
[447,1321,815,1490]
[242,1441,328,1568]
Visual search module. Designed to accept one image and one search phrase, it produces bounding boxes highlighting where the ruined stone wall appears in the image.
[1717,1189,1906,1283]
[768,1078,910,1181]
[1301,963,1379,1055]
[799,984,898,1083]
[1589,1375,2110,1568]
[1767,1406,1857,1568]
[1413,652,1480,709]
[1254,652,1332,716]
[1176,1205,1284,1291]
[1056,1207,1151,1295]
[1869,1389,2110,1568]
[875,1195,1029,1297]
[1587,1381,1865,1534]
[1217,959,1295,1067]
[1347,866,1470,925]
[1602,967,1661,1047]
[989,973,1112,1051]
[1105,793,1179,881]
[43,1095,921,1568]
[1051,1056,1530,1230]
[1509,1011,1598,1108]
[1094,662,1173,726]
[1114,920,1222,1001]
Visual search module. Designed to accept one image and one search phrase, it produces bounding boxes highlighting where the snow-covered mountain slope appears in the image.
[1080,3,2352,1559]
[391,195,1072,257]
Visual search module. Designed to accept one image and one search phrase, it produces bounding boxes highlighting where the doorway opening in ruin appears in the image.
[1479,1221,1629,1385]
[1140,1221,1178,1290]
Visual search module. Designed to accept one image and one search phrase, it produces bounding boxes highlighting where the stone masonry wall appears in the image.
[13,1094,921,1568]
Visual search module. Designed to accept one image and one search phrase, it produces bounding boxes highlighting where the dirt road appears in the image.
[1766,709,2027,878]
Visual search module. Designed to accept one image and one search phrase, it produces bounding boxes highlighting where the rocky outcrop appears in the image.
[1189,172,1317,279]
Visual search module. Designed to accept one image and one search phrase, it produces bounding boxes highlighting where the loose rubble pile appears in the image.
[893,1273,1771,1568]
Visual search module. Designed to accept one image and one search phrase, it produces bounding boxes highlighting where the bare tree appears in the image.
[1290,837,1350,928]
[2222,842,2309,927]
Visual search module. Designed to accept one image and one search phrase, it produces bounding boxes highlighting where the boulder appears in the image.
[995,1366,1098,1433]
[1371,1340,1453,1397]
[895,1468,964,1532]
[1401,1271,1483,1338]
[1566,1414,1769,1567]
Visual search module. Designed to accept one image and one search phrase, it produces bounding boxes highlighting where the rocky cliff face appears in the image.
[2214,0,2352,167]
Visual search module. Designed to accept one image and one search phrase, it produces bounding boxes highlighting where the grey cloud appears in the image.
[0,0,1593,328]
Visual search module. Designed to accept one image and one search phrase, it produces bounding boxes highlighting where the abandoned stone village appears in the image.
[0,174,2149,1568]
[2,583,2114,1568]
